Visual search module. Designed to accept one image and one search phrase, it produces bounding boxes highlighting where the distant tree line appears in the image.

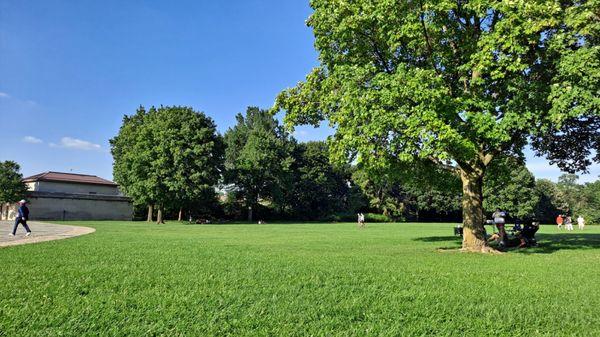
[0,105,598,225]
[535,174,600,225]
[109,105,600,225]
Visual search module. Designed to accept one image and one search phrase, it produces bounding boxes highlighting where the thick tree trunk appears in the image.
[147,205,154,222]
[460,168,493,252]
[178,208,183,222]
[156,207,164,224]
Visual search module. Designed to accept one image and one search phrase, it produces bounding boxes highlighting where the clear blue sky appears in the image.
[1,0,598,183]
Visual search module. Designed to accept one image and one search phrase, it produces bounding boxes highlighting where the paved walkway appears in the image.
[0,221,95,248]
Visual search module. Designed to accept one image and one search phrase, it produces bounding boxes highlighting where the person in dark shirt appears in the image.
[10,200,31,237]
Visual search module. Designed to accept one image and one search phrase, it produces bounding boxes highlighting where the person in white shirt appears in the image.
[357,213,366,228]
[577,216,585,230]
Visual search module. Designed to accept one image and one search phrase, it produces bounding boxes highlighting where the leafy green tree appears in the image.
[287,141,353,220]
[404,185,462,222]
[556,174,583,214]
[146,107,224,223]
[224,107,295,221]
[0,161,28,216]
[483,157,539,219]
[352,168,406,219]
[534,179,563,223]
[111,106,224,223]
[579,180,600,224]
[275,0,599,251]
[111,106,156,221]
[533,175,600,224]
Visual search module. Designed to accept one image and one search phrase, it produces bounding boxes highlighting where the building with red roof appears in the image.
[1,172,132,221]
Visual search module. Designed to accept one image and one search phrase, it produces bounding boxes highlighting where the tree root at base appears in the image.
[459,245,503,254]
[436,246,502,254]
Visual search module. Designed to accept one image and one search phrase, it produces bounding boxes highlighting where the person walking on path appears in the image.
[565,216,574,231]
[577,216,585,230]
[556,214,564,229]
[10,200,31,237]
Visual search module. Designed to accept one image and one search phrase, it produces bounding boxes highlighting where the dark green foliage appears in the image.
[534,175,600,224]
[110,106,153,208]
[483,157,539,219]
[534,179,563,223]
[0,161,28,203]
[110,106,224,220]
[556,174,600,224]
[352,168,404,219]
[532,116,600,173]
[224,107,295,221]
[352,163,461,221]
[286,141,356,220]
[578,180,600,224]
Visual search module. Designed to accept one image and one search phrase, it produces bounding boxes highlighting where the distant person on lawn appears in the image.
[556,214,564,229]
[10,200,31,237]
[577,216,585,230]
[357,213,365,228]
[565,216,574,231]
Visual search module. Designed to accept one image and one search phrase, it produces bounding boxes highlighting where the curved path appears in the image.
[0,221,95,248]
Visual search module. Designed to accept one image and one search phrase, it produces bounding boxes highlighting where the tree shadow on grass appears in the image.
[413,234,600,254]
[413,235,462,251]
[513,233,600,255]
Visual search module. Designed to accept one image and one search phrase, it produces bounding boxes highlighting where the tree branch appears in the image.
[419,1,441,76]
[356,30,392,74]
[429,156,461,175]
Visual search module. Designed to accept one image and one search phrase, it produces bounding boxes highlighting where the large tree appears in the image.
[483,156,539,219]
[579,180,600,224]
[287,141,352,220]
[275,0,599,251]
[555,173,582,213]
[0,161,28,217]
[111,106,224,223]
[224,107,295,221]
[111,106,156,221]
[534,178,564,223]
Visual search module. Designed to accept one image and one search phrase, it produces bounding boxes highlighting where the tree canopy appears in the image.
[275,0,599,251]
[111,106,224,223]
[287,141,355,220]
[483,156,538,219]
[224,107,295,221]
[0,161,28,204]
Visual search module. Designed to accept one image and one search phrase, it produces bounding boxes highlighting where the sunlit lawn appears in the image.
[1,221,599,336]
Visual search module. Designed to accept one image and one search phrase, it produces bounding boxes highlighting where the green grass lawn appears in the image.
[1,221,599,336]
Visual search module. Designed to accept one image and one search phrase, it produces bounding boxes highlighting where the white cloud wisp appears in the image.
[51,137,102,151]
[22,136,43,144]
